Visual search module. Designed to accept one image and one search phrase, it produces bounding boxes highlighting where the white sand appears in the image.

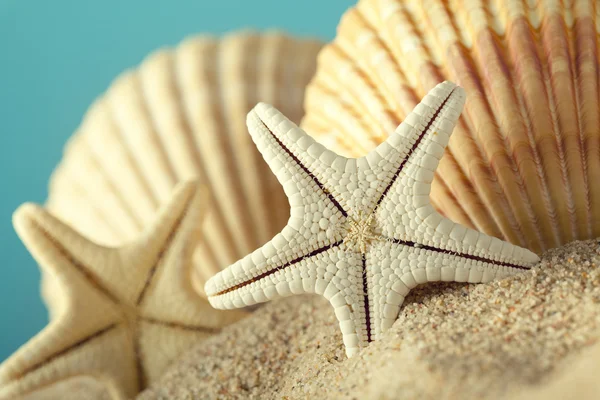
[139,239,600,400]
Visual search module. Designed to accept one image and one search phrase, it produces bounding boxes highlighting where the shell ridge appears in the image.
[256,33,295,244]
[572,7,600,237]
[135,60,180,199]
[302,0,600,252]
[70,131,147,238]
[49,174,127,244]
[219,33,268,250]
[187,39,257,257]
[330,41,398,142]
[261,34,301,234]
[430,173,478,228]
[252,33,282,244]
[510,14,576,247]
[208,40,258,254]
[455,101,528,247]
[104,82,162,225]
[107,72,176,207]
[435,150,508,240]
[174,38,250,264]
[307,76,379,152]
[464,27,548,252]
[560,8,596,239]
[352,6,417,124]
[542,22,582,242]
[417,3,536,248]
[77,99,159,228]
[439,1,556,251]
[47,32,322,298]
[378,1,530,245]
[168,41,241,272]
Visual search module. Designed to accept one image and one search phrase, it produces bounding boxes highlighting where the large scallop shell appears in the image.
[47,31,323,293]
[302,0,600,254]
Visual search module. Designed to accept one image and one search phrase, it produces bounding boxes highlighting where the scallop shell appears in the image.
[47,31,323,294]
[302,0,600,254]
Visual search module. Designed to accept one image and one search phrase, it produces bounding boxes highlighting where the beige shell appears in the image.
[47,31,323,293]
[302,0,600,254]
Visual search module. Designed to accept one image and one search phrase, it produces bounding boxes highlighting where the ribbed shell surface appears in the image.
[302,0,600,254]
[47,31,323,294]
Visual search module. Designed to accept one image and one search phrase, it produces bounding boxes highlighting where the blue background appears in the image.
[0,0,352,361]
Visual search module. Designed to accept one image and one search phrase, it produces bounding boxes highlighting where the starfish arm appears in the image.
[370,235,538,340]
[380,188,539,270]
[368,82,465,209]
[395,213,539,266]
[12,376,120,400]
[327,251,379,358]
[134,181,246,329]
[247,103,349,219]
[372,80,539,267]
[12,203,142,307]
[205,237,345,309]
[0,324,135,400]
[0,206,135,398]
[206,106,358,310]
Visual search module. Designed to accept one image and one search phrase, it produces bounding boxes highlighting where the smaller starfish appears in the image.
[205,81,540,357]
[0,182,245,400]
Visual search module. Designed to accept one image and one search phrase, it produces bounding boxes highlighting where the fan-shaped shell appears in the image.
[47,31,323,293]
[302,0,600,254]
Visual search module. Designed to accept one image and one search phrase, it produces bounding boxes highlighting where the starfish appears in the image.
[0,182,245,400]
[205,81,540,357]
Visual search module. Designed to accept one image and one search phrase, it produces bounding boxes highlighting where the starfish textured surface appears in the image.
[205,81,540,357]
[0,182,244,399]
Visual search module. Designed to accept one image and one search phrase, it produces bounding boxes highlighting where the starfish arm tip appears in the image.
[11,202,112,275]
[523,247,541,265]
[12,202,47,236]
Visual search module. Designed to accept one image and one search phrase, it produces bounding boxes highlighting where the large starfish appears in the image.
[0,182,244,399]
[205,81,540,357]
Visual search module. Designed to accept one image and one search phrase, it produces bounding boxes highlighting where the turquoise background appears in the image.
[0,0,352,362]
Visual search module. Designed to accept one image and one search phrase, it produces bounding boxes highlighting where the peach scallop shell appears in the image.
[46,31,323,297]
[302,0,600,254]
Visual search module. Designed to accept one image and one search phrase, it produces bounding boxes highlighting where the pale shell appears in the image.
[47,31,323,294]
[302,0,600,254]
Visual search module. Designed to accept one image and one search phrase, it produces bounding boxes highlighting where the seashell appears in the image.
[46,31,323,294]
[302,0,600,254]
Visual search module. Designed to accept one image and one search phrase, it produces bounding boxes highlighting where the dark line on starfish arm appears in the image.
[386,238,531,270]
[133,323,146,391]
[214,240,344,296]
[374,88,457,211]
[135,195,193,306]
[141,317,220,334]
[259,120,348,218]
[362,253,372,343]
[17,323,119,378]
[33,222,121,306]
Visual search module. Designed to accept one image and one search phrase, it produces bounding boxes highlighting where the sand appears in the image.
[138,239,600,400]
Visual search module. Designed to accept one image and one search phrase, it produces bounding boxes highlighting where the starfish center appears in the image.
[343,212,378,254]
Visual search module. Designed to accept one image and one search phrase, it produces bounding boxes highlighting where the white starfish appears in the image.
[205,81,540,357]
